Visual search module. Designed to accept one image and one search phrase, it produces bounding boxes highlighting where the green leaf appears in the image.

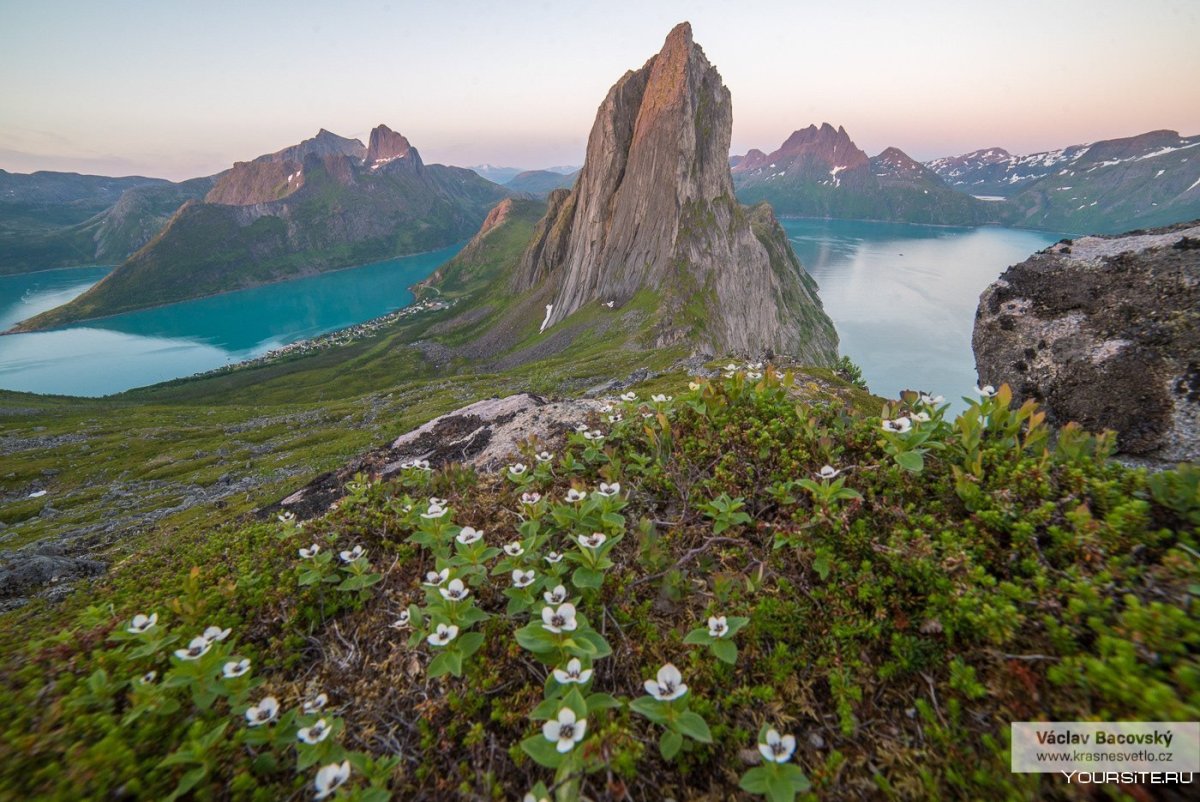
[778,763,812,792]
[571,566,605,589]
[520,734,565,769]
[710,638,738,664]
[739,766,772,795]
[896,450,925,473]
[457,631,484,659]
[585,692,621,713]
[573,629,612,660]
[813,551,832,581]
[515,624,556,654]
[765,770,799,802]
[427,650,462,678]
[683,628,713,645]
[628,696,669,726]
[674,711,713,743]
[660,728,683,760]
[531,698,561,720]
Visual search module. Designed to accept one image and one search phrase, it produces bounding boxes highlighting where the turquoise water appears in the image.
[1,223,1062,401]
[782,219,1062,409]
[0,244,462,396]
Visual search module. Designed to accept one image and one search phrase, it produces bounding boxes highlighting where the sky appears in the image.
[2,0,1198,180]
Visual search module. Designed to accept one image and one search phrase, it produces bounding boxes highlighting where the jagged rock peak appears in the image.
[512,22,837,361]
[367,124,421,168]
[262,129,366,164]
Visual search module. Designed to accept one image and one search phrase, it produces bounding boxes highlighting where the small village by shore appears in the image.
[189,295,455,380]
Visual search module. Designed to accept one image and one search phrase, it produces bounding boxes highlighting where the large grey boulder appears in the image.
[973,221,1200,461]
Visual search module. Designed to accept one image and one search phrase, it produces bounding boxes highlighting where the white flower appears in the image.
[277,511,296,524]
[520,492,542,505]
[565,489,587,503]
[427,623,459,646]
[644,663,688,701]
[541,603,578,634]
[758,728,797,763]
[773,370,786,380]
[596,482,621,498]
[127,613,158,635]
[456,527,483,545]
[919,393,944,406]
[503,541,524,557]
[245,696,279,726]
[535,451,553,463]
[583,430,605,441]
[423,568,450,586]
[553,658,593,685]
[298,718,331,745]
[314,761,351,800]
[599,404,614,413]
[708,615,729,638]
[512,569,536,588]
[401,459,431,471]
[651,394,672,403]
[222,658,251,678]
[975,384,997,397]
[746,371,763,380]
[748,361,764,370]
[606,413,623,423]
[573,423,590,433]
[688,381,701,391]
[577,533,606,549]
[543,584,568,605]
[303,693,328,713]
[421,502,448,519]
[299,544,321,559]
[881,417,912,434]
[429,496,448,507]
[542,707,587,753]
[817,465,841,480]
[913,411,931,423]
[339,545,366,563]
[544,551,563,564]
[139,670,157,684]
[723,363,739,372]
[509,463,528,476]
[619,392,637,402]
[391,611,411,629]
[203,625,231,642]
[174,636,212,661]
[439,578,469,601]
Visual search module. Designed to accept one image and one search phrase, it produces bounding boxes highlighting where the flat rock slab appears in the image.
[263,394,603,520]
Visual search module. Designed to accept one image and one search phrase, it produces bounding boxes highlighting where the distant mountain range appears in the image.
[733,124,991,226]
[502,168,580,198]
[733,125,1200,233]
[11,125,508,330]
[926,130,1200,232]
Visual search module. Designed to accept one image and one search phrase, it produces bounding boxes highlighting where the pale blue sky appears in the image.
[2,0,1198,179]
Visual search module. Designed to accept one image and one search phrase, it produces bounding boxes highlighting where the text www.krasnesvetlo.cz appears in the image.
[1036,750,1174,764]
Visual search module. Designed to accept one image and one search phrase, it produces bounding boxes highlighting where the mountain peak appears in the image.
[511,24,836,360]
[366,124,421,169]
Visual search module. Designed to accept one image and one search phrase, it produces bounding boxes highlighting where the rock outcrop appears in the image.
[973,220,1200,461]
[366,124,419,169]
[512,22,837,362]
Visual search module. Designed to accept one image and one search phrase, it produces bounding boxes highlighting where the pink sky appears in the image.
[2,1,1198,180]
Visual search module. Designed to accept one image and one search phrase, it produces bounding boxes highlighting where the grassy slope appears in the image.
[0,374,1194,801]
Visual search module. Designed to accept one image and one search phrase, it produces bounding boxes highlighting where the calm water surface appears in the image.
[0,244,462,396]
[2,223,1062,400]
[783,219,1062,409]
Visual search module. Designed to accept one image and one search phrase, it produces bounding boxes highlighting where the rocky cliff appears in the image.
[512,22,836,361]
[973,220,1200,462]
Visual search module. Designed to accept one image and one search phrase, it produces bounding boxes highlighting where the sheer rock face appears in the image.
[973,221,1200,461]
[366,124,423,172]
[514,22,836,361]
